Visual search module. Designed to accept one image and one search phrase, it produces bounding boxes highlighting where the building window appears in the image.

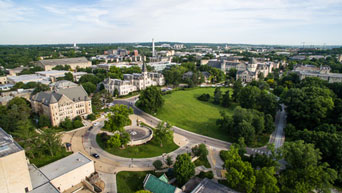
[25,187,29,192]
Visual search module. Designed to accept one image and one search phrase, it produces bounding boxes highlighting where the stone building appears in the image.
[293,64,342,83]
[103,63,164,96]
[35,57,91,71]
[31,81,92,126]
[236,58,279,83]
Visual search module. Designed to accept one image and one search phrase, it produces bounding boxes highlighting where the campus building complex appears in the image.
[31,81,92,126]
[35,57,92,71]
[103,63,165,96]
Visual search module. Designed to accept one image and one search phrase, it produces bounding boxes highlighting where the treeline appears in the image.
[266,70,342,187]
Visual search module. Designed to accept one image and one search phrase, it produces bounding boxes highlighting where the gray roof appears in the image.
[37,57,89,66]
[28,182,60,193]
[39,152,92,180]
[0,127,23,158]
[32,85,89,105]
[191,178,239,193]
[29,164,50,189]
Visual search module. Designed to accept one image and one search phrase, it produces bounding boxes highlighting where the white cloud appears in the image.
[0,0,342,44]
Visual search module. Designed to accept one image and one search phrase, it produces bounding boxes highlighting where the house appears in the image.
[143,174,182,193]
[35,57,91,71]
[31,81,92,126]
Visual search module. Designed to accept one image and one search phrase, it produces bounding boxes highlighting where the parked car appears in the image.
[88,126,93,131]
[92,153,100,159]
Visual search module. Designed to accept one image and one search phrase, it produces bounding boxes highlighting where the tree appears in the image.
[281,87,334,129]
[120,131,131,147]
[153,160,163,170]
[279,141,337,193]
[73,119,84,129]
[236,120,255,145]
[224,147,256,193]
[79,74,101,84]
[113,88,119,97]
[137,86,164,114]
[237,86,261,109]
[63,72,74,81]
[166,156,173,167]
[40,129,63,157]
[197,93,210,101]
[107,133,121,148]
[192,144,208,159]
[264,114,275,133]
[91,93,102,113]
[32,83,50,95]
[60,117,73,130]
[214,87,222,104]
[154,122,173,147]
[38,115,51,128]
[221,90,231,107]
[232,80,242,101]
[227,68,237,80]
[81,82,96,94]
[174,154,195,186]
[104,104,133,132]
[257,91,278,117]
[255,167,279,193]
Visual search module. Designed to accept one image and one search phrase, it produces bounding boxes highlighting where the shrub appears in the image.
[192,144,208,159]
[197,93,210,101]
[198,171,213,179]
[87,113,96,121]
[153,160,163,170]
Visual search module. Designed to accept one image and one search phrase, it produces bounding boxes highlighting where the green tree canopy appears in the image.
[104,104,133,132]
[174,153,195,186]
[137,86,164,114]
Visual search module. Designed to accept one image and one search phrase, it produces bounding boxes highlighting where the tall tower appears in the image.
[152,38,155,57]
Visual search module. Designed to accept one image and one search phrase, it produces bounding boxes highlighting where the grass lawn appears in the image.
[156,87,237,142]
[194,156,211,168]
[96,134,179,158]
[30,151,72,167]
[117,171,155,193]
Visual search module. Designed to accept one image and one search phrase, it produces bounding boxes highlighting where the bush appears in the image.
[192,144,208,159]
[153,160,163,170]
[87,114,96,121]
[198,171,213,179]
[73,120,84,129]
[197,93,210,101]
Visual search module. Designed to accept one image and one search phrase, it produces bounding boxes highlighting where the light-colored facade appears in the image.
[36,57,92,71]
[0,76,8,84]
[31,81,92,126]
[104,63,165,96]
[0,128,33,193]
[236,58,280,83]
[38,152,95,192]
[293,65,342,83]
[35,70,87,82]
[7,74,51,85]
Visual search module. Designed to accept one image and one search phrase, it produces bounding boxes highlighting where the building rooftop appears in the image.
[29,164,50,189]
[39,152,92,180]
[36,70,69,75]
[0,127,23,158]
[191,178,239,193]
[37,57,89,66]
[143,174,176,193]
[28,182,60,193]
[7,74,50,83]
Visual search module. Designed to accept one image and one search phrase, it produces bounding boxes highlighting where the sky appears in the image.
[0,0,342,45]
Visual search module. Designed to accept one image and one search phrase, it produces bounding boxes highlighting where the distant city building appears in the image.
[289,55,306,60]
[35,57,91,71]
[236,58,280,83]
[0,84,13,92]
[0,128,33,193]
[31,81,92,126]
[173,44,185,49]
[103,63,165,96]
[147,61,180,72]
[0,88,32,105]
[35,70,87,82]
[7,66,29,76]
[293,64,342,83]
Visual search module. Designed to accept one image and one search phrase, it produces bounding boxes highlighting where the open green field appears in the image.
[96,134,179,158]
[117,171,154,193]
[156,87,236,142]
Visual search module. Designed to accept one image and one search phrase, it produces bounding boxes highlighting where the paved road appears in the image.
[273,104,286,148]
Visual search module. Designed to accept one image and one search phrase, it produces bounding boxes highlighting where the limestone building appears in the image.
[0,127,33,193]
[35,57,91,71]
[31,81,92,126]
[103,63,165,96]
[236,58,279,83]
[293,64,342,83]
